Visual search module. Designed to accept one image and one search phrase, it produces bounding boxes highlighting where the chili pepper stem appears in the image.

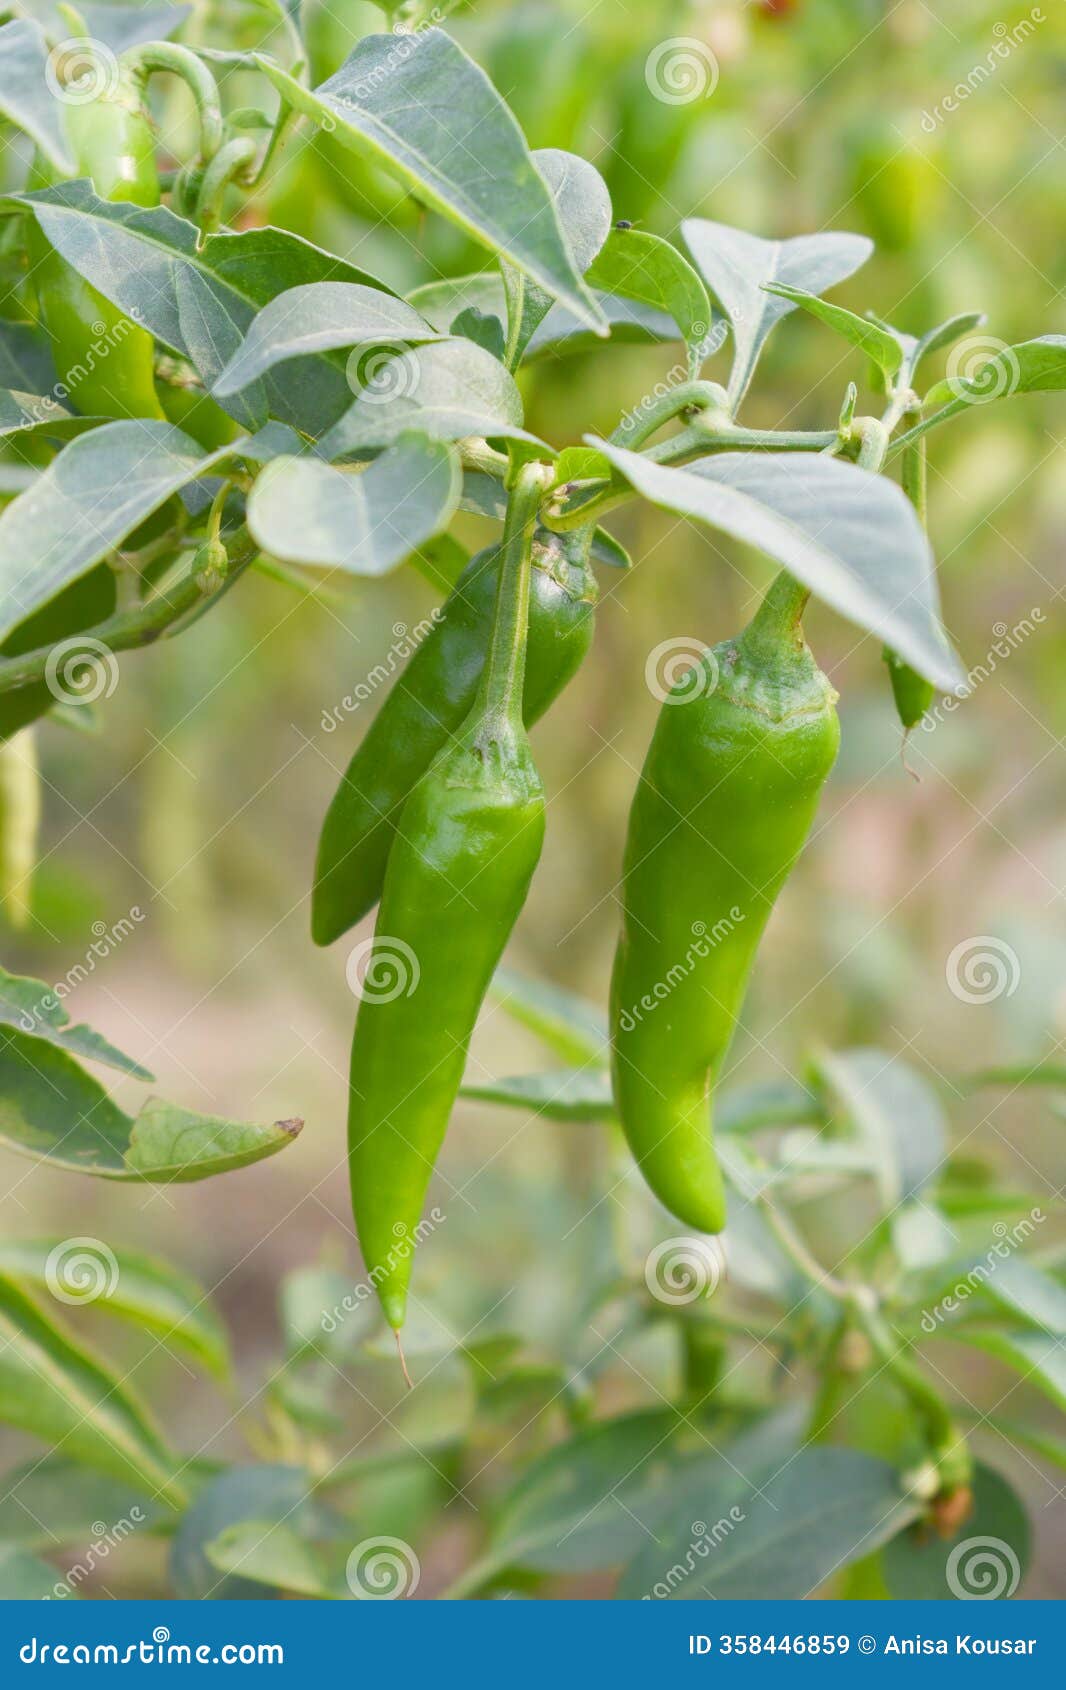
[474,461,554,724]
[395,1330,413,1391]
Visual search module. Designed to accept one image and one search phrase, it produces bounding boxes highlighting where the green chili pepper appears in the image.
[32,42,233,443]
[312,527,597,947]
[0,727,41,929]
[347,464,552,1332]
[884,438,934,737]
[610,573,840,1233]
[30,59,165,420]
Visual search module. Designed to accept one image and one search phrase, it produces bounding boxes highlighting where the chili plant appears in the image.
[0,2,1061,1602]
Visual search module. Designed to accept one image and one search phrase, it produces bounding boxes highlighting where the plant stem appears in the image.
[609,380,727,450]
[473,461,553,721]
[0,530,258,696]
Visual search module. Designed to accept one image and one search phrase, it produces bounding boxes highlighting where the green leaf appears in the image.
[247,436,461,575]
[0,1455,166,1549]
[978,1257,1066,1335]
[619,1446,916,1600]
[0,20,75,174]
[718,1077,826,1134]
[461,1068,615,1122]
[0,1542,70,1599]
[0,421,220,641]
[0,1239,230,1379]
[0,1027,303,1182]
[254,31,605,333]
[320,338,538,457]
[410,274,677,361]
[966,1061,1066,1090]
[0,321,57,395]
[592,441,963,692]
[814,1047,948,1208]
[502,149,612,365]
[924,336,1066,411]
[205,1520,349,1599]
[16,183,387,434]
[0,961,152,1079]
[762,282,903,380]
[0,1272,184,1505]
[912,311,987,370]
[881,1462,1030,1600]
[460,1410,683,1589]
[488,966,607,1065]
[170,1465,324,1599]
[0,390,102,442]
[948,1327,1066,1413]
[586,229,713,376]
[681,220,872,408]
[215,283,440,396]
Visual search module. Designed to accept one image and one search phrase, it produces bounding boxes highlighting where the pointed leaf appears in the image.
[593,441,963,691]
[16,183,388,433]
[0,1027,302,1182]
[0,1455,165,1549]
[681,220,872,407]
[0,1239,230,1378]
[948,1327,1066,1413]
[762,282,903,380]
[0,961,152,1079]
[619,1446,915,1599]
[0,421,221,640]
[462,1068,615,1122]
[502,149,612,364]
[319,339,535,457]
[0,1543,70,1599]
[254,32,604,332]
[586,229,712,375]
[814,1047,948,1208]
[0,20,75,174]
[924,336,1066,410]
[247,437,460,576]
[488,967,607,1065]
[216,283,439,396]
[0,1273,184,1505]
[205,1521,348,1598]
[913,311,986,368]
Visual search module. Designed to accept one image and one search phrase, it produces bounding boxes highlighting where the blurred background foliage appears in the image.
[0,0,1063,1594]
